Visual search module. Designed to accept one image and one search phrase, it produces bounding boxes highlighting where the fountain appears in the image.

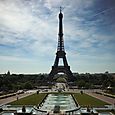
[38,93,79,112]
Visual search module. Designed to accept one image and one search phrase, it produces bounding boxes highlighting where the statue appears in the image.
[22,105,26,113]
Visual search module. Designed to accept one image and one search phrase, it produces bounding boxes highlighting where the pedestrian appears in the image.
[16,94,19,100]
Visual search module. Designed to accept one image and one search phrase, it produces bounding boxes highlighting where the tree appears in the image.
[77,80,85,88]
[24,82,33,89]
[85,82,91,89]
[56,77,67,83]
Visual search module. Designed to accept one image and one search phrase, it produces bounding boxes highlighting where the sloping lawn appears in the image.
[10,93,47,106]
[73,93,108,107]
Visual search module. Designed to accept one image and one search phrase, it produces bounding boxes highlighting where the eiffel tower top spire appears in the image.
[58,7,64,51]
[60,6,62,13]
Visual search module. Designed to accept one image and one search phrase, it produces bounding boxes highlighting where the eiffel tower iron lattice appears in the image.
[48,8,76,81]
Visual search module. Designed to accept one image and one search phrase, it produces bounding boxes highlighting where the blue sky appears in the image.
[0,0,115,74]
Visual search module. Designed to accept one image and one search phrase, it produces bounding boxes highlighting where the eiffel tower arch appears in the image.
[48,8,76,82]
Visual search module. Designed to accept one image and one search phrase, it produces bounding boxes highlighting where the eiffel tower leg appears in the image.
[63,56,68,67]
[54,56,59,66]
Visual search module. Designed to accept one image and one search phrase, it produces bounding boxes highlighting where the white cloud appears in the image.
[0,0,57,55]
[0,55,31,62]
[0,0,115,73]
[44,0,63,9]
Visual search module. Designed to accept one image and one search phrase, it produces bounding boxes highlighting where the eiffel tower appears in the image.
[48,8,75,82]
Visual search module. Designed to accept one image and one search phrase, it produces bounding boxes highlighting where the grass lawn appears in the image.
[9,92,109,107]
[10,93,47,106]
[73,93,108,107]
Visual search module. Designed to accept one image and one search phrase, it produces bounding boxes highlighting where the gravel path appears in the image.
[86,92,115,105]
[0,92,34,105]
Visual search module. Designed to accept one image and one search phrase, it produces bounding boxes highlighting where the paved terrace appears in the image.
[0,90,37,105]
[0,89,114,106]
[86,92,115,105]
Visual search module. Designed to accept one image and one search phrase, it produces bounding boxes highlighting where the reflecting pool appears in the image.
[39,94,78,111]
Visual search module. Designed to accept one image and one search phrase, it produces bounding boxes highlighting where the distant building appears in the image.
[7,70,10,76]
